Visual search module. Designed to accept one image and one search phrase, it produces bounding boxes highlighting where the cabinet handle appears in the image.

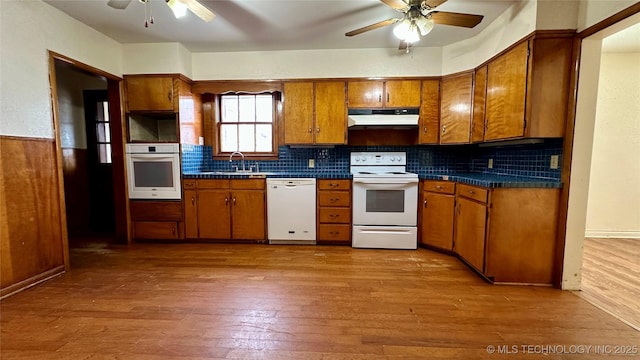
[232,197,236,205]
[329,214,339,218]
[423,127,428,133]
[168,92,172,102]
[191,196,195,205]
[172,227,176,235]
[424,199,427,208]
[316,127,320,133]
[387,92,390,103]
[468,190,475,195]
[308,127,312,133]
[442,125,447,134]
[329,231,338,236]
[224,197,229,205]
[435,185,443,190]
[330,197,339,202]
[378,94,382,102]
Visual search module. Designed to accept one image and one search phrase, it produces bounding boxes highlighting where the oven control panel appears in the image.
[350,152,406,166]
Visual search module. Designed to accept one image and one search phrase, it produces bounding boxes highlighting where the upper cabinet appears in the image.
[125,76,176,112]
[440,72,473,144]
[418,79,440,144]
[283,81,347,145]
[347,80,421,108]
[483,34,573,141]
[471,66,487,143]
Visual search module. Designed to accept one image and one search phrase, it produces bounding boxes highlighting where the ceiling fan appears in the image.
[346,0,484,50]
[107,0,215,25]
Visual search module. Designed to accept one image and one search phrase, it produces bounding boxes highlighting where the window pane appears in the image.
[238,95,256,123]
[255,124,272,152]
[238,124,255,152]
[220,124,238,152]
[102,101,110,122]
[256,95,273,123]
[104,123,111,142]
[98,143,112,164]
[96,123,107,143]
[222,96,238,123]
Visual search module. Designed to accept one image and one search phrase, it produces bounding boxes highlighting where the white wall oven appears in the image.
[126,143,181,199]
[351,152,418,249]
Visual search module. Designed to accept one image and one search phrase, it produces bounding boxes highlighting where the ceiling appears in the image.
[43,0,519,52]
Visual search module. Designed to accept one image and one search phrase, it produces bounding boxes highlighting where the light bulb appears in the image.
[393,19,411,40]
[167,0,187,18]
[416,17,435,36]
[405,23,421,43]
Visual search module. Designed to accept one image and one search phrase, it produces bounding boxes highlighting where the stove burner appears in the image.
[387,172,407,175]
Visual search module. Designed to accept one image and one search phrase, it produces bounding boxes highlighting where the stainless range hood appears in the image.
[347,108,419,129]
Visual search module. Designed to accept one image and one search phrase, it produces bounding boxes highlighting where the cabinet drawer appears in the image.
[318,207,351,224]
[423,180,455,194]
[197,179,230,189]
[318,224,351,242]
[183,180,197,189]
[318,191,350,207]
[231,179,265,190]
[133,221,179,239]
[130,201,183,221]
[457,184,489,203]
[318,179,351,191]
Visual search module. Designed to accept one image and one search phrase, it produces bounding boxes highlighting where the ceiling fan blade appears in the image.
[107,0,132,10]
[429,11,484,28]
[380,0,409,11]
[179,0,216,22]
[345,18,399,37]
[423,0,447,10]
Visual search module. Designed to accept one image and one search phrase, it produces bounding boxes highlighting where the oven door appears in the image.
[352,177,418,226]
[126,152,181,199]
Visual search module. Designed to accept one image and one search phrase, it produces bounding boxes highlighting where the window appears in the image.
[96,100,112,164]
[218,94,276,155]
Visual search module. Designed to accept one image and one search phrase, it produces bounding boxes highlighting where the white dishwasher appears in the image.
[267,178,316,244]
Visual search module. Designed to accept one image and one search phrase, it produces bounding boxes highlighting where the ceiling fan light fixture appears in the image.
[416,16,435,36]
[405,23,421,43]
[393,18,411,40]
[166,0,188,18]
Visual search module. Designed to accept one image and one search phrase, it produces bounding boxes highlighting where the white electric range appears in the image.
[350,152,419,250]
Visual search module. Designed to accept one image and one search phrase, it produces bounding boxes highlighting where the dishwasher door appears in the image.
[267,178,316,244]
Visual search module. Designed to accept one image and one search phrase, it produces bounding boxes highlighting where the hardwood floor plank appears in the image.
[1,241,638,360]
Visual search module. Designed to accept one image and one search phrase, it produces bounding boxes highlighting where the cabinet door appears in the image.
[421,192,455,250]
[418,79,440,144]
[283,82,314,144]
[197,190,231,239]
[126,76,175,111]
[385,80,421,108]
[184,190,198,239]
[315,81,347,144]
[347,81,383,108]
[440,73,473,144]
[471,66,487,142]
[454,197,487,272]
[133,221,179,240]
[485,41,529,141]
[231,190,265,240]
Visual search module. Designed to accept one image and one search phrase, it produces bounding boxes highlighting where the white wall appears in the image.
[123,43,193,77]
[55,63,108,149]
[0,0,123,139]
[585,52,640,238]
[578,0,639,31]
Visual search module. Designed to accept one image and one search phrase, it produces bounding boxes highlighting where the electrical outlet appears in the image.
[550,155,559,169]
[488,158,494,169]
[308,159,315,168]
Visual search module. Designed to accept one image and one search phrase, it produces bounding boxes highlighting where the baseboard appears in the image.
[0,266,65,299]
[584,230,640,239]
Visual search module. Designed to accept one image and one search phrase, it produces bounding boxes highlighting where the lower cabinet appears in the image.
[316,179,352,245]
[129,200,183,240]
[183,179,266,241]
[420,180,456,251]
[452,183,560,284]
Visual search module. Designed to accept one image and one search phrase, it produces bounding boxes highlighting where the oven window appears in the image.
[366,190,405,213]
[133,162,174,187]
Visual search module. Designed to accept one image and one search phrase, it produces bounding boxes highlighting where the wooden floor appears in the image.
[575,238,640,331]
[2,241,639,359]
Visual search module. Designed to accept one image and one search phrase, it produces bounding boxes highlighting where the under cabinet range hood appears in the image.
[347,108,419,129]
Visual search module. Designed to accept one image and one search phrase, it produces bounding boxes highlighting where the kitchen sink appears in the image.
[199,171,275,177]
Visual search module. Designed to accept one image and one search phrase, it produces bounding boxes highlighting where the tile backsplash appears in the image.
[182,139,562,180]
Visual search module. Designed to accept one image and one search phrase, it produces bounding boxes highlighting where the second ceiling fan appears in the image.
[107,0,215,23]
[346,0,484,49]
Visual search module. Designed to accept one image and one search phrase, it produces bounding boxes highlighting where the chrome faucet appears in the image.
[229,151,246,172]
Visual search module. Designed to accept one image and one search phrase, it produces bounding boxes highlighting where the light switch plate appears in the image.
[550,155,559,169]
[488,158,494,169]
[308,159,315,168]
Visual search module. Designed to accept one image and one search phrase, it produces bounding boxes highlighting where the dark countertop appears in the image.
[183,171,561,188]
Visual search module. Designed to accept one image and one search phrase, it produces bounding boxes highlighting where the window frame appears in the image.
[213,92,280,160]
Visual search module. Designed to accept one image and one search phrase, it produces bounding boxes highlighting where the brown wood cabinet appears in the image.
[420,180,455,251]
[184,179,266,241]
[129,200,183,240]
[125,76,176,112]
[440,72,473,144]
[283,81,347,145]
[471,66,487,143]
[452,183,560,284]
[418,79,440,144]
[483,34,573,141]
[317,179,351,245]
[347,80,421,108]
